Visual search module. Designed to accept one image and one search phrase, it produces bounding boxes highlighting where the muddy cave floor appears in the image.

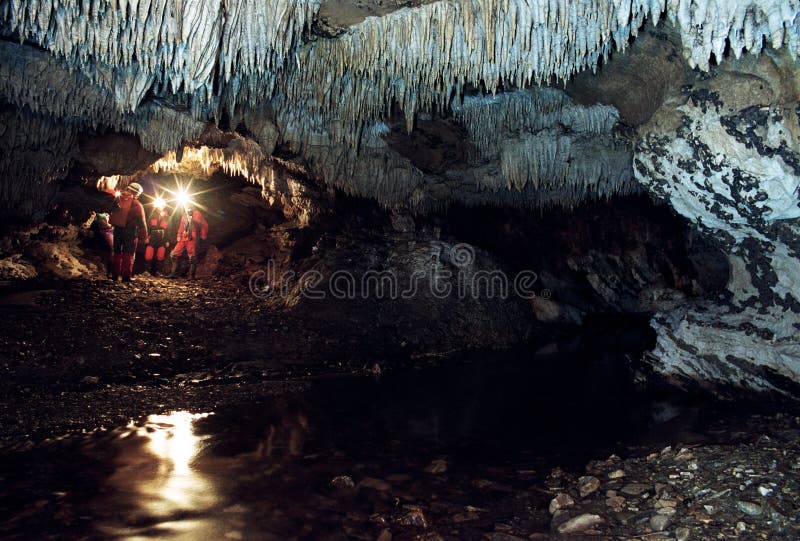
[0,277,799,540]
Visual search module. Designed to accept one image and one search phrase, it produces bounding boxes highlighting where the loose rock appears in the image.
[423,459,448,474]
[556,513,604,534]
[620,483,650,496]
[331,475,355,489]
[608,469,625,479]
[549,493,575,514]
[649,514,670,531]
[578,475,600,497]
[736,500,762,517]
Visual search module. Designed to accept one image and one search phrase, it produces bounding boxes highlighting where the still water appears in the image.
[0,351,718,540]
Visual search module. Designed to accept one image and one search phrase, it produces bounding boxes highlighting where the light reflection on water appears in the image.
[2,354,714,540]
[95,411,242,540]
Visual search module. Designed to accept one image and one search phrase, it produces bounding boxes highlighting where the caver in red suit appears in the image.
[109,183,148,282]
[144,207,171,275]
[168,206,208,279]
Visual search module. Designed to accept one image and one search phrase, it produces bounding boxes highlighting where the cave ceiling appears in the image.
[1,0,798,214]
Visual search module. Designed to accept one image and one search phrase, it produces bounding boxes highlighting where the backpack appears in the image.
[110,198,132,227]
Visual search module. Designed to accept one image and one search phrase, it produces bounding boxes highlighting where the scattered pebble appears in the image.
[650,514,670,531]
[549,493,574,514]
[398,507,429,528]
[423,459,448,474]
[621,483,650,496]
[735,500,762,517]
[330,475,355,489]
[608,468,625,479]
[556,513,604,534]
[578,475,600,497]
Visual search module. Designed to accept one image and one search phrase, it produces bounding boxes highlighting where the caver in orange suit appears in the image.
[168,208,208,279]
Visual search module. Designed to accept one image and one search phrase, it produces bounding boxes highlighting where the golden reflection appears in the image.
[94,408,310,540]
[96,411,221,540]
[145,412,209,484]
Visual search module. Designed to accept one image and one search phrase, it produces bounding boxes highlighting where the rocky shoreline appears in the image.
[546,416,800,539]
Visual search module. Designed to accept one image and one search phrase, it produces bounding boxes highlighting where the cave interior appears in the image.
[1,1,800,539]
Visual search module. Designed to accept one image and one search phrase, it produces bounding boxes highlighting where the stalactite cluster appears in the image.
[1,0,320,114]
[0,41,205,155]
[152,136,277,191]
[271,88,636,212]
[3,0,795,126]
[453,88,619,156]
[287,0,799,136]
[0,41,124,130]
[0,0,798,213]
[500,132,632,193]
[151,137,318,224]
[0,107,74,221]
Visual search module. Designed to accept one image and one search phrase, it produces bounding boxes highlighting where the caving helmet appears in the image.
[126,182,144,198]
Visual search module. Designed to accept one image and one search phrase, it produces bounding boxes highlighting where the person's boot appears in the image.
[110,253,122,281]
[188,257,197,280]
[121,253,134,282]
[167,256,179,278]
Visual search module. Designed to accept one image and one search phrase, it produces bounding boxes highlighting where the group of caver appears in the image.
[96,182,208,282]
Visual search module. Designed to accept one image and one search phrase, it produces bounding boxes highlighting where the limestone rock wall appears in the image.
[634,51,800,396]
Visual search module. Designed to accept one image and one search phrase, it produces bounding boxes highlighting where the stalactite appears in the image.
[0,41,127,130]
[0,0,320,114]
[133,102,206,154]
[0,107,75,221]
[153,136,274,188]
[282,0,799,136]
[2,0,796,127]
[499,133,634,196]
[452,88,619,157]
[0,0,797,213]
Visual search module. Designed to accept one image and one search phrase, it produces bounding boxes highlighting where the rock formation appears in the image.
[635,50,800,396]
